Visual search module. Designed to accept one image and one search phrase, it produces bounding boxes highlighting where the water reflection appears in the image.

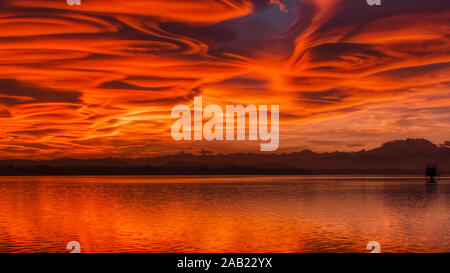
[0,176,448,253]
[427,182,437,195]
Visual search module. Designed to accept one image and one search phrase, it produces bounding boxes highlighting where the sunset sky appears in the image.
[0,0,449,159]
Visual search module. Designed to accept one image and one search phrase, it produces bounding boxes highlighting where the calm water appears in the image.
[0,175,448,253]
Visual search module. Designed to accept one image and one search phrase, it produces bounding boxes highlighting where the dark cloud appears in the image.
[10,128,64,136]
[371,62,450,79]
[305,42,387,72]
[0,79,82,106]
[160,0,303,58]
[300,89,350,105]
[316,0,450,39]
[222,76,267,86]
[99,80,172,91]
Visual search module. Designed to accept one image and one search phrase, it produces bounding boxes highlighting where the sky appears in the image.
[0,0,449,159]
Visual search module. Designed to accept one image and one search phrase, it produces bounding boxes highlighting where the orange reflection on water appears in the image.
[0,176,448,253]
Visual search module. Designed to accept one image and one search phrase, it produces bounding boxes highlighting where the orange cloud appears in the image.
[0,0,449,158]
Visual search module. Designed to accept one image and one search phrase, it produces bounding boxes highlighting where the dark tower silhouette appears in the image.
[426,164,437,182]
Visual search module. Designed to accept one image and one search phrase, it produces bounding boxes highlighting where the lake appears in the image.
[0,175,448,253]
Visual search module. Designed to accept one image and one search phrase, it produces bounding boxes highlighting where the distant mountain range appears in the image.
[0,138,449,175]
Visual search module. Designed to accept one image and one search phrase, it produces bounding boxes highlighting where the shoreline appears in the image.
[0,167,447,176]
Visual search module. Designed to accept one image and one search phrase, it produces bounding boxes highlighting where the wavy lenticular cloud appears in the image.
[0,0,449,158]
